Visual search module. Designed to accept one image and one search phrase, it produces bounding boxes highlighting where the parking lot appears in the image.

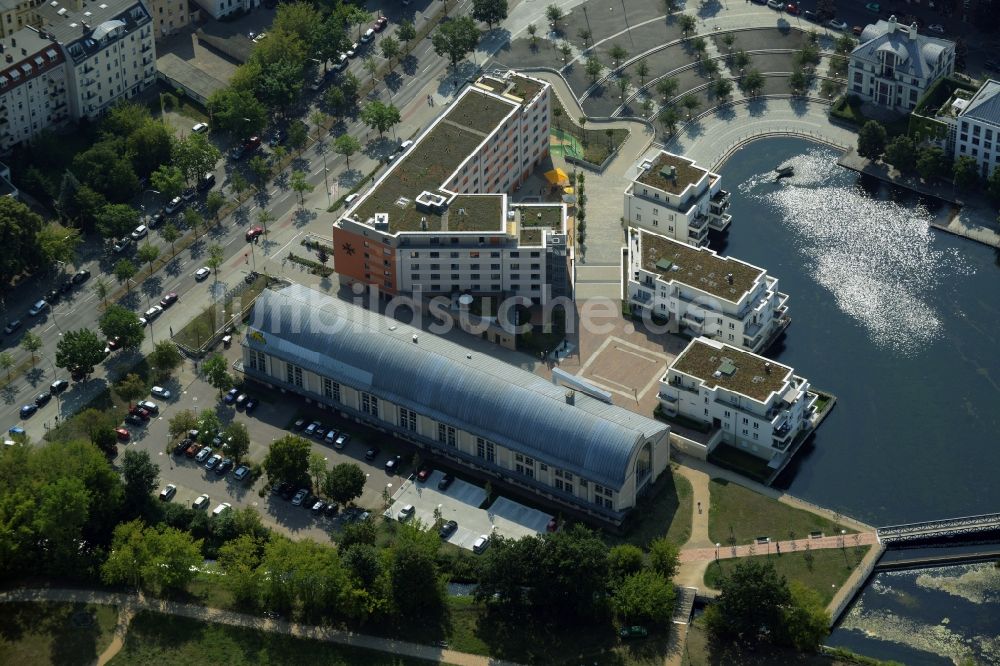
[388,470,553,551]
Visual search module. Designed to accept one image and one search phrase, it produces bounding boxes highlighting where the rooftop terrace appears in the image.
[513,204,564,246]
[508,74,544,104]
[639,230,763,302]
[671,339,792,403]
[636,153,708,195]
[446,88,517,136]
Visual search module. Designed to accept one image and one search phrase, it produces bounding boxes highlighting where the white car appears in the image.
[138,399,158,414]
[193,493,210,509]
[195,267,211,281]
[212,502,232,516]
[927,24,945,34]
[826,18,848,30]
[112,237,131,253]
[159,484,177,501]
[165,196,183,214]
[28,300,48,316]
[472,534,491,554]
[192,122,209,133]
[360,28,375,43]
[346,42,359,57]
[397,504,415,521]
[131,224,148,240]
[143,305,163,321]
[252,32,267,43]
[151,386,171,399]
[767,0,783,8]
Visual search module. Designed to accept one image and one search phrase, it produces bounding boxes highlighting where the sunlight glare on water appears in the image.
[737,148,972,356]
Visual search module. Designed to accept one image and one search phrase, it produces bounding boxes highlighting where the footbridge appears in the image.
[877,512,1000,546]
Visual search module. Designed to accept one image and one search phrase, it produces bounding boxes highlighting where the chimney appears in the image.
[565,390,576,405]
[887,15,896,33]
[11,37,15,47]
[726,273,733,285]
[412,334,418,343]
[764,362,771,374]
[4,53,11,63]
[909,22,918,39]
[21,48,26,56]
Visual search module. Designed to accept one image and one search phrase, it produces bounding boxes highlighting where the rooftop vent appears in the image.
[717,358,737,377]
[764,362,771,374]
[412,334,418,343]
[565,390,576,405]
[420,217,427,231]
[371,212,389,231]
[458,208,466,215]
[726,273,733,284]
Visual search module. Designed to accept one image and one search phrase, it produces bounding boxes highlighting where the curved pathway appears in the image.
[0,587,520,666]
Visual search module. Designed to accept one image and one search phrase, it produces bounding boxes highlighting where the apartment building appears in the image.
[0,27,68,152]
[333,72,569,305]
[659,337,816,464]
[848,16,955,112]
[626,228,789,353]
[244,284,671,525]
[0,0,44,38]
[34,0,155,120]
[623,151,731,247]
[952,80,1000,179]
[145,0,190,39]
[190,0,257,20]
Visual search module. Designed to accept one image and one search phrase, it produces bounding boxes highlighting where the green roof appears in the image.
[640,230,764,303]
[636,153,708,194]
[447,89,517,135]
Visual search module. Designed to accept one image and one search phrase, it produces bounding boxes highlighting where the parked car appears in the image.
[148,212,165,228]
[195,446,213,463]
[195,267,211,281]
[173,439,190,455]
[304,421,321,436]
[826,18,848,30]
[865,2,880,11]
[291,488,310,506]
[131,224,148,240]
[785,2,798,14]
[212,502,232,516]
[439,520,458,539]
[34,392,51,407]
[159,484,177,501]
[115,427,131,442]
[198,172,216,192]
[28,299,48,316]
[334,433,349,449]
[766,0,783,9]
[364,446,379,461]
[50,379,69,394]
[397,504,415,521]
[205,454,222,470]
[311,499,327,514]
[246,226,265,242]
[233,464,251,481]
[416,467,431,482]
[4,319,22,335]
[216,458,233,475]
[160,292,179,308]
[346,42,359,58]
[385,455,402,474]
[193,494,210,509]
[293,418,307,431]
[472,534,490,554]
[802,9,819,20]
[192,122,209,133]
[19,404,37,419]
[852,25,863,36]
[185,441,203,458]
[46,289,60,304]
[112,237,131,253]
[927,23,944,34]
[438,473,454,491]
[151,385,172,399]
[361,27,375,43]
[619,625,648,639]
[245,397,259,413]
[143,305,163,322]
[324,429,338,445]
[165,196,183,214]
[235,393,248,408]
[181,187,197,202]
[547,517,559,532]
[72,269,91,284]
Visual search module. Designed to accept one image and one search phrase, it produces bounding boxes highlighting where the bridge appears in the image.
[877,512,1000,545]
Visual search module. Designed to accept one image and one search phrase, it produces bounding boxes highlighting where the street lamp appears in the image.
[322,153,331,208]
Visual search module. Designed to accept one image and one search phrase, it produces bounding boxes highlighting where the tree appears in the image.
[691,36,707,59]
[197,408,222,445]
[149,340,183,378]
[102,520,202,593]
[323,462,367,505]
[113,259,137,292]
[702,57,720,79]
[37,223,81,266]
[115,372,147,408]
[617,73,631,99]
[782,582,830,652]
[137,242,160,277]
[172,133,221,186]
[20,331,42,366]
[207,87,267,140]
[290,170,315,206]
[608,544,645,584]
[704,559,791,647]
[713,77,733,101]
[680,93,701,117]
[648,537,681,580]
[55,328,104,374]
[545,4,563,30]
[988,165,1000,200]
[97,203,139,240]
[659,106,681,135]
[125,120,174,179]
[150,165,186,200]
[473,0,508,29]
[678,14,696,35]
[740,69,764,96]
[609,43,628,68]
[857,120,887,160]
[527,23,538,47]
[432,16,481,68]
[733,49,752,70]
[205,190,226,223]
[363,55,379,84]
[207,243,225,276]
[161,222,180,257]
[93,278,110,307]
[72,140,139,202]
[168,409,199,439]
[120,449,159,507]
[397,19,416,45]
[218,534,264,606]
[885,135,918,173]
[346,6,372,41]
[334,134,361,167]
[230,172,249,207]
[656,76,679,101]
[389,523,446,617]
[381,35,401,67]
[99,305,144,349]
[202,353,233,396]
[0,351,13,381]
[248,155,270,190]
[559,42,573,63]
[817,0,837,21]
[722,33,736,50]
[257,210,275,238]
[585,55,603,83]
[636,61,650,85]
[263,435,312,487]
[953,155,979,190]
[360,101,401,138]
[578,27,592,47]
[789,67,808,95]
[612,570,676,625]
[223,421,251,462]
[288,120,309,156]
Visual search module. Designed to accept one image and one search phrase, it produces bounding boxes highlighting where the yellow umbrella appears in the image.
[545,168,569,185]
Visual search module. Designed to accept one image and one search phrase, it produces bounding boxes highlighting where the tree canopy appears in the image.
[263,435,312,487]
[55,328,105,375]
[99,305,145,349]
[857,120,887,160]
[472,0,508,28]
[0,198,46,287]
[432,16,481,67]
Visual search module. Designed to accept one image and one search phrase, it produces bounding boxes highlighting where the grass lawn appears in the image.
[108,611,435,666]
[173,274,272,351]
[0,601,118,666]
[708,478,854,546]
[550,95,629,167]
[703,546,872,606]
[446,596,673,665]
[608,465,693,549]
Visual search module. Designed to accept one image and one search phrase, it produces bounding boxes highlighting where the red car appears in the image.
[373,16,388,31]
[129,405,151,421]
[546,517,558,532]
[115,427,131,442]
[246,226,265,242]
[416,467,431,482]
[160,292,178,308]
[106,336,122,352]
[785,2,799,13]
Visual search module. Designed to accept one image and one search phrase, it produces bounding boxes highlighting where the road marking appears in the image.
[273,231,304,258]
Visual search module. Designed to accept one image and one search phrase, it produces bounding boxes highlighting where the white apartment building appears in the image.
[953,80,1000,179]
[334,72,569,304]
[244,284,671,525]
[623,151,731,247]
[190,0,257,21]
[848,16,955,112]
[659,337,816,463]
[33,0,155,122]
[0,0,44,39]
[626,228,789,353]
[0,28,68,152]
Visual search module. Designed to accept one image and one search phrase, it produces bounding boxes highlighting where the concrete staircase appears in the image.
[672,586,698,625]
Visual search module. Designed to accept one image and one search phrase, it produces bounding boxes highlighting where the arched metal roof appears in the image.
[246,285,667,488]
[92,20,125,41]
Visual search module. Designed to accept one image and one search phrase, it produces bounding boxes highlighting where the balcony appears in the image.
[708,212,732,231]
[688,214,708,231]
[631,288,653,304]
[711,189,730,206]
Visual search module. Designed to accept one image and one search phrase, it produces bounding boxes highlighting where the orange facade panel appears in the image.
[332,225,399,295]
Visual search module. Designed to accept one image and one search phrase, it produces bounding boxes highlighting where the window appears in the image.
[247,349,267,372]
[322,378,341,402]
[437,423,456,446]
[286,363,303,387]
[361,392,379,419]
[476,437,496,462]
[399,407,417,431]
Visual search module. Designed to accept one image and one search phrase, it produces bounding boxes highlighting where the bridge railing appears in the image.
[877,512,1000,544]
